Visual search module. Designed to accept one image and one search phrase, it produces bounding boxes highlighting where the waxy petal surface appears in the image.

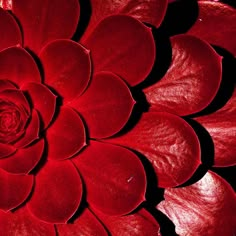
[0,143,16,158]
[0,47,41,87]
[71,72,135,138]
[108,112,201,188]
[0,170,33,211]
[83,15,155,86]
[0,7,21,51]
[144,35,222,116]
[0,139,44,174]
[39,40,91,102]
[0,206,55,236]
[188,1,236,56]
[27,160,83,224]
[46,106,86,160]
[0,80,17,92]
[57,208,108,236]
[157,171,236,236]
[73,141,146,216]
[12,0,80,54]
[195,88,236,167]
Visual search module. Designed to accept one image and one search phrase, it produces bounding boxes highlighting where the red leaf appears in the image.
[144,34,222,116]
[0,143,16,158]
[108,112,201,188]
[157,171,236,236]
[0,7,21,51]
[71,72,135,138]
[0,170,33,211]
[73,141,146,216]
[57,208,108,236]
[39,39,91,103]
[27,160,83,224]
[83,15,155,86]
[12,0,80,54]
[0,47,41,87]
[46,106,86,160]
[188,1,236,56]
[195,88,236,167]
[0,206,56,236]
[0,139,44,174]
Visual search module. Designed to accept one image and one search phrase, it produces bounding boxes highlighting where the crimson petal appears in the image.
[0,169,33,211]
[27,160,83,224]
[0,139,44,174]
[46,106,86,160]
[0,143,16,158]
[0,80,17,92]
[157,171,236,236]
[195,88,236,167]
[22,82,56,129]
[108,112,201,188]
[83,15,155,86]
[0,0,12,9]
[12,0,80,54]
[73,141,146,216]
[0,47,41,87]
[0,206,55,236]
[0,7,21,51]
[71,72,135,138]
[144,34,222,116]
[39,39,91,103]
[57,208,108,236]
[188,1,236,56]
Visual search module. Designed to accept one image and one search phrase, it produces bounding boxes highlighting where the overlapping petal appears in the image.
[0,143,16,158]
[0,80,17,92]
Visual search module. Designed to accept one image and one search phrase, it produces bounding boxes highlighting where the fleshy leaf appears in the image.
[144,34,222,116]
[0,170,33,211]
[157,171,236,236]
[27,160,83,224]
[0,143,16,158]
[0,139,44,174]
[12,0,80,54]
[0,7,21,51]
[0,47,41,87]
[71,71,135,138]
[188,1,236,56]
[46,106,86,160]
[0,206,56,236]
[108,112,201,188]
[57,208,108,236]
[73,141,146,216]
[39,39,91,103]
[83,15,155,86]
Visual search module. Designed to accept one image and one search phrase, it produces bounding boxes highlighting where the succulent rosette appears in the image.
[0,0,235,235]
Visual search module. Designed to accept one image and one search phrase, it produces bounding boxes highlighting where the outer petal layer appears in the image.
[144,34,222,116]
[84,15,155,86]
[73,141,146,216]
[27,160,83,224]
[0,143,16,158]
[157,171,236,236]
[108,112,201,188]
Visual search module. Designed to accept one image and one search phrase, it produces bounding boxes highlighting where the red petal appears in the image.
[0,206,56,236]
[144,34,222,116]
[195,88,236,167]
[12,0,80,54]
[46,106,86,160]
[157,171,236,236]
[0,80,17,92]
[71,72,135,138]
[0,170,33,211]
[73,141,146,216]
[0,47,41,87]
[83,15,155,86]
[27,160,83,224]
[95,208,161,236]
[0,139,44,174]
[188,1,236,56]
[0,143,16,158]
[39,39,91,102]
[81,0,168,41]
[0,0,12,9]
[0,7,21,51]
[108,112,201,188]
[57,208,108,236]
[22,82,56,129]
